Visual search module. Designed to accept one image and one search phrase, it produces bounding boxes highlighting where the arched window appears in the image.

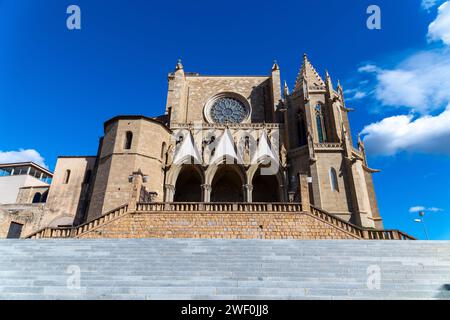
[329,168,339,192]
[124,131,133,150]
[83,169,92,184]
[298,114,307,146]
[41,191,48,203]
[315,104,326,143]
[161,142,167,160]
[63,170,71,184]
[32,192,42,203]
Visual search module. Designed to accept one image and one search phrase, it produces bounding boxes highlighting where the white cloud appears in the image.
[344,88,368,101]
[428,1,450,44]
[409,206,443,212]
[422,0,440,10]
[373,49,450,113]
[358,64,379,73]
[0,149,48,168]
[358,3,450,156]
[361,105,450,155]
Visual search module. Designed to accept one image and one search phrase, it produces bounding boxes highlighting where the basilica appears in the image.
[1,55,414,240]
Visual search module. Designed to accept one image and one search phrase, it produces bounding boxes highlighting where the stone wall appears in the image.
[86,117,171,221]
[45,156,96,226]
[77,211,357,240]
[0,204,46,238]
[168,73,274,126]
[313,152,352,220]
[16,186,49,204]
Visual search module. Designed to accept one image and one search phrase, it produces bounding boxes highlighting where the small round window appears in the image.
[209,97,248,124]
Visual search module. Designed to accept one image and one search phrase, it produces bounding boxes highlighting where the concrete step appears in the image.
[0,239,449,300]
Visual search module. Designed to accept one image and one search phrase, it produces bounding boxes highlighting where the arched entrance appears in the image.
[252,169,280,202]
[32,192,42,203]
[174,165,202,202]
[211,165,244,202]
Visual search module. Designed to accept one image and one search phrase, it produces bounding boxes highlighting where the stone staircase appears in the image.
[26,203,415,240]
[0,239,449,300]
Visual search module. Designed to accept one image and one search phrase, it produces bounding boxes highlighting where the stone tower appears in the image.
[283,54,382,228]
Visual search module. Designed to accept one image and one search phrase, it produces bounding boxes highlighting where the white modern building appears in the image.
[0,162,53,204]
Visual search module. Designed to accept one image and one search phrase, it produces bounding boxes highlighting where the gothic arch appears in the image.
[209,165,246,202]
[167,163,204,187]
[174,165,203,202]
[204,162,246,186]
[248,164,285,202]
[252,169,281,203]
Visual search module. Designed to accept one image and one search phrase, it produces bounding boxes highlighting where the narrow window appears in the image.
[32,192,42,203]
[315,104,327,143]
[298,115,307,146]
[316,114,324,143]
[124,131,133,150]
[330,168,339,192]
[7,222,23,239]
[83,169,92,184]
[63,169,71,184]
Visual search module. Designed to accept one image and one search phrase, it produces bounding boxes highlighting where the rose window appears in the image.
[209,97,247,124]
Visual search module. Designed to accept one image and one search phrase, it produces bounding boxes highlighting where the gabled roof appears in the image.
[294,54,325,92]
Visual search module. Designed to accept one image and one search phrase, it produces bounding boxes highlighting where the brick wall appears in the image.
[77,211,357,239]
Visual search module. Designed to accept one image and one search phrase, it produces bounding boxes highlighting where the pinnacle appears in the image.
[294,54,325,92]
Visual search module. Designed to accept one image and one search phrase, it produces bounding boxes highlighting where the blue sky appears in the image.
[0,0,449,239]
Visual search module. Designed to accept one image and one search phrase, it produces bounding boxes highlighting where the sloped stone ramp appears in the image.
[0,239,449,300]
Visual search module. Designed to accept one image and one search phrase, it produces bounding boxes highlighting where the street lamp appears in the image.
[414,211,429,240]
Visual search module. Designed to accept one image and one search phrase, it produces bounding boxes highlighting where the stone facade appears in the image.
[45,156,96,226]
[77,211,357,240]
[16,186,49,204]
[5,56,392,239]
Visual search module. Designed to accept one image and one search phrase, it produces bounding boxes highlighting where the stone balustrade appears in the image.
[135,202,303,213]
[313,142,343,150]
[171,123,283,130]
[26,202,415,240]
[27,204,129,239]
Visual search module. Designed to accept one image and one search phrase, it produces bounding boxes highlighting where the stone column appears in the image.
[201,184,212,203]
[243,184,253,203]
[298,172,310,212]
[129,170,144,210]
[279,184,287,202]
[164,184,175,202]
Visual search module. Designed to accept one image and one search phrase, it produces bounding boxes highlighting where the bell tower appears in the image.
[283,54,383,229]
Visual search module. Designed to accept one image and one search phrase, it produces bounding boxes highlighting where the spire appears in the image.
[283,80,290,97]
[272,60,280,71]
[337,79,342,91]
[337,79,346,106]
[357,133,365,150]
[325,69,334,94]
[175,58,183,71]
[294,54,325,92]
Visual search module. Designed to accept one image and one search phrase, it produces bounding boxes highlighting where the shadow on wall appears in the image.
[49,216,75,228]
[250,80,273,123]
